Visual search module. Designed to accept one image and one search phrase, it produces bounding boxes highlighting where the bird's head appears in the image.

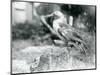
[52,11,65,20]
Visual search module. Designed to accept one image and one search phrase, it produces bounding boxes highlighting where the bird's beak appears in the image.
[53,14,59,20]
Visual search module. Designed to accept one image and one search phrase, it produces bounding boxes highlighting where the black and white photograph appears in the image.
[11,0,96,74]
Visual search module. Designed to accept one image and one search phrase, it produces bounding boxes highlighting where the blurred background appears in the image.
[12,1,96,41]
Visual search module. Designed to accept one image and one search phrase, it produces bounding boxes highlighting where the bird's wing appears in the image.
[58,23,87,44]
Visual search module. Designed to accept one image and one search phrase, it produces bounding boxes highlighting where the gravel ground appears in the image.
[12,39,95,74]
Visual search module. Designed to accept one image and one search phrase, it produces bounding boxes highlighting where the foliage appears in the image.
[12,22,49,40]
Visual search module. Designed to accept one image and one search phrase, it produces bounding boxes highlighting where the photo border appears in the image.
[10,0,97,75]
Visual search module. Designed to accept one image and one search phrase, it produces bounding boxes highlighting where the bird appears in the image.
[41,11,88,56]
[52,11,88,55]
